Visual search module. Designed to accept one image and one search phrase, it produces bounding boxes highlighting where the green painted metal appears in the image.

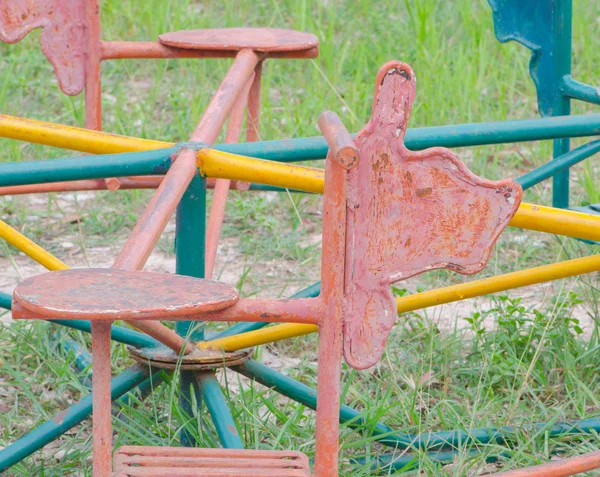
[197,372,244,449]
[0,290,10,309]
[175,173,207,447]
[0,365,158,472]
[218,114,600,162]
[0,148,175,187]
[551,0,573,209]
[247,183,310,193]
[2,115,600,189]
[0,291,158,348]
[213,281,321,339]
[235,360,600,452]
[562,76,600,105]
[517,140,600,190]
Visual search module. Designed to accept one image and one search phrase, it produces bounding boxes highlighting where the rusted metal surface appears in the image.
[318,111,359,169]
[205,75,254,279]
[91,321,112,477]
[159,28,318,53]
[0,0,86,96]
[313,112,358,477]
[343,61,523,370]
[100,40,319,60]
[84,0,101,130]
[13,268,239,321]
[113,446,311,476]
[481,449,600,477]
[0,177,163,196]
[128,343,252,371]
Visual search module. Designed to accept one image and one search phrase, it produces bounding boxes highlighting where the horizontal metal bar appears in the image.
[0,148,175,187]
[212,281,321,340]
[0,292,158,348]
[218,113,600,162]
[234,360,600,453]
[517,140,600,189]
[0,365,158,472]
[196,372,244,449]
[562,76,600,105]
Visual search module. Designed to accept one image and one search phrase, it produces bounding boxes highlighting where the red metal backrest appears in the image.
[0,0,86,96]
[343,61,523,370]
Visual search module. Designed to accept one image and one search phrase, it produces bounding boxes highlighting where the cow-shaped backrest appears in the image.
[0,0,87,96]
[343,61,522,369]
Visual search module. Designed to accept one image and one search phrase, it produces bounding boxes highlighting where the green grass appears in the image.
[1,0,600,475]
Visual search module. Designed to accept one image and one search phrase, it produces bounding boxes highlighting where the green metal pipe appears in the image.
[517,140,600,190]
[197,372,244,449]
[2,115,600,189]
[0,365,158,472]
[213,281,321,339]
[234,360,600,451]
[175,173,207,447]
[0,148,175,187]
[0,291,11,310]
[562,76,600,106]
[0,291,158,348]
[218,114,600,162]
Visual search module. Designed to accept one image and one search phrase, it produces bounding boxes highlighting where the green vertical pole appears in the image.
[552,0,572,209]
[175,173,207,446]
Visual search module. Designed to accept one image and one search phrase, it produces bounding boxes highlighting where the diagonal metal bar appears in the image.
[196,372,244,449]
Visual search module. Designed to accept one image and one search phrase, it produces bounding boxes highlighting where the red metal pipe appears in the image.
[84,0,102,131]
[91,321,112,477]
[205,75,254,279]
[100,41,318,60]
[0,177,163,195]
[484,450,600,477]
[110,49,260,355]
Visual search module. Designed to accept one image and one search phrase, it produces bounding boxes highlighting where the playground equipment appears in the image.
[0,0,600,475]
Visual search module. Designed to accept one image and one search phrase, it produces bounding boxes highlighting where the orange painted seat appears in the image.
[12,268,239,321]
[113,446,311,477]
[159,28,318,53]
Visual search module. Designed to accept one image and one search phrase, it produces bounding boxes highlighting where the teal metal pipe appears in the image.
[197,372,244,449]
[0,365,158,472]
[0,291,158,348]
[213,282,321,339]
[562,76,600,106]
[175,173,207,447]
[234,360,600,451]
[517,140,600,190]
[0,291,10,309]
[218,114,600,161]
[0,148,175,187]
[2,115,600,189]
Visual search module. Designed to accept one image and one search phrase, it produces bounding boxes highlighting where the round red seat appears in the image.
[13,268,239,321]
[158,28,318,53]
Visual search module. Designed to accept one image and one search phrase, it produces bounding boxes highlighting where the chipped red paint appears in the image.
[0,0,86,96]
[159,28,318,53]
[113,447,311,476]
[205,74,254,279]
[342,61,523,370]
[13,268,239,321]
[480,449,600,477]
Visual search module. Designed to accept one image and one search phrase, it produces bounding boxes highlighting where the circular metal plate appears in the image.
[128,343,252,371]
[159,28,318,53]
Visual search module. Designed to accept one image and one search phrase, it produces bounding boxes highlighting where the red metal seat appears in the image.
[159,28,318,54]
[113,446,311,477]
[12,268,239,321]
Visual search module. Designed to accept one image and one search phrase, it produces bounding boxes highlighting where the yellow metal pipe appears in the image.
[2,115,600,241]
[197,149,325,194]
[0,219,68,271]
[204,254,600,351]
[201,323,318,352]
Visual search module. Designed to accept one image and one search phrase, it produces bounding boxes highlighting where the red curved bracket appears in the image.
[0,0,85,96]
[343,61,523,370]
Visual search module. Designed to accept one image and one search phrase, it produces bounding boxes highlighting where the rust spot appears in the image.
[416,187,432,197]
[53,408,69,425]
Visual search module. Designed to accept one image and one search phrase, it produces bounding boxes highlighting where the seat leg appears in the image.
[91,321,113,477]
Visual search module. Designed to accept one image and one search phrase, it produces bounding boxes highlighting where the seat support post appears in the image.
[91,321,113,477]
